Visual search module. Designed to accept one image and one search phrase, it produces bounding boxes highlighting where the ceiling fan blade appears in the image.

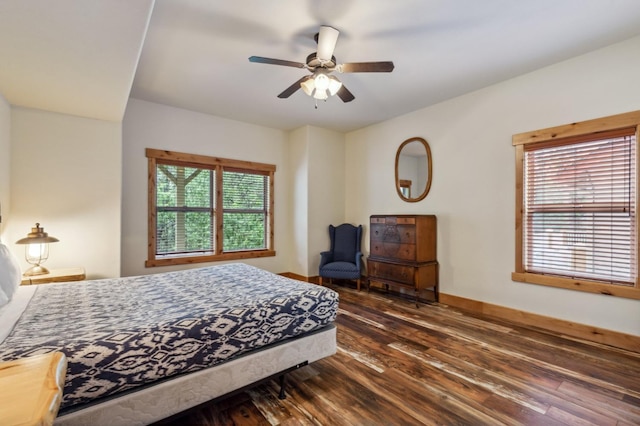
[249,56,305,69]
[277,76,311,99]
[340,61,395,73]
[316,26,339,62]
[336,84,355,103]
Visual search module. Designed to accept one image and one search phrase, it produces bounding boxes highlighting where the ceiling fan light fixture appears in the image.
[300,73,342,100]
[314,91,329,101]
[314,73,330,92]
[327,75,342,96]
[300,77,315,97]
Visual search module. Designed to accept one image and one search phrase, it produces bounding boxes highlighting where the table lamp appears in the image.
[16,223,59,276]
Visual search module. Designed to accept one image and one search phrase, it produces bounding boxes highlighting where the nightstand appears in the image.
[21,267,86,285]
[0,352,67,426]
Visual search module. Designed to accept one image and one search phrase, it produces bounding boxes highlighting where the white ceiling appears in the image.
[3,1,640,132]
[0,0,154,122]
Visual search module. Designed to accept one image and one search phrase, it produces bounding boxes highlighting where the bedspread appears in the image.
[0,263,338,410]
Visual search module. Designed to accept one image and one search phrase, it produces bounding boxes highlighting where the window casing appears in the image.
[512,111,640,300]
[146,149,275,267]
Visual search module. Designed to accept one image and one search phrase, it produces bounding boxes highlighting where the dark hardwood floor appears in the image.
[167,282,640,425]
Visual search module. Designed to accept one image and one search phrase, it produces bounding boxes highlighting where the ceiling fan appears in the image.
[249,26,394,104]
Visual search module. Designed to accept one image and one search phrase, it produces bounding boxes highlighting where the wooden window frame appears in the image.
[399,179,412,198]
[512,110,640,300]
[145,148,276,267]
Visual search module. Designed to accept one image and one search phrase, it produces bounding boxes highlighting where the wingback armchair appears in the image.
[319,223,364,290]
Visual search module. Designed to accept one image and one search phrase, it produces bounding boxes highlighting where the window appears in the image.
[146,149,275,267]
[399,179,412,198]
[512,111,640,300]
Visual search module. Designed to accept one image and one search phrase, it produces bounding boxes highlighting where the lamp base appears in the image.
[23,265,50,276]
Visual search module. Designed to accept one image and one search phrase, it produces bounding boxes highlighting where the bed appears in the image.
[0,262,339,425]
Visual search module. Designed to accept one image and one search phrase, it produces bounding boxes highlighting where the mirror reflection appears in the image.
[395,137,432,202]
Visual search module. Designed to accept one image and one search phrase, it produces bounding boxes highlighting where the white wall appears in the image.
[307,126,345,275]
[121,98,292,277]
[287,126,346,277]
[345,35,640,336]
[8,107,121,279]
[0,93,9,242]
[288,126,309,276]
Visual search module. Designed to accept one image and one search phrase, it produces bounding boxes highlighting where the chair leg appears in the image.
[319,276,323,286]
[356,278,361,291]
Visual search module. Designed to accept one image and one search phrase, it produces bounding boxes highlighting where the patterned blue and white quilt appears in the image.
[0,263,338,410]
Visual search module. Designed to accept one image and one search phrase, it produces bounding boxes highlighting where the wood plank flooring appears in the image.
[166,283,640,425]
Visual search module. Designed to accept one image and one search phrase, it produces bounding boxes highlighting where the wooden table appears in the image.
[21,267,86,285]
[0,352,67,426]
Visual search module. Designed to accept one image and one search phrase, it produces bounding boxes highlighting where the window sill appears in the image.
[512,272,640,300]
[146,250,276,267]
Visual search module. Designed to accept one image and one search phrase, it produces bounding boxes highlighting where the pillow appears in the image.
[0,287,8,307]
[0,243,22,303]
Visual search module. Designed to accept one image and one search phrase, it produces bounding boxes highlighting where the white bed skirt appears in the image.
[55,324,336,426]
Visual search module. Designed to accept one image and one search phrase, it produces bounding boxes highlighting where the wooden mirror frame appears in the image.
[395,137,432,202]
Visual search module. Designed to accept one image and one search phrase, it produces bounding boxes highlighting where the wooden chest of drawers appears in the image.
[367,215,438,304]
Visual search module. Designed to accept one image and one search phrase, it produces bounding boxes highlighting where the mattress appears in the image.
[56,325,337,426]
[0,263,339,411]
[0,284,36,343]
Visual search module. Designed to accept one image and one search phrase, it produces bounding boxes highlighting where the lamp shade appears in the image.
[16,223,59,245]
[301,77,315,97]
[327,75,342,96]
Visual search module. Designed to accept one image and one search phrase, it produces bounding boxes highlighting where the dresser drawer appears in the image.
[370,241,416,261]
[370,224,416,244]
[370,216,416,225]
[368,260,414,285]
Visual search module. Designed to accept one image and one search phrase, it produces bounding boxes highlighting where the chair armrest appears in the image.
[319,251,333,268]
[354,251,363,270]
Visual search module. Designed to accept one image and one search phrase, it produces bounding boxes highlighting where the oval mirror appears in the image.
[395,137,432,202]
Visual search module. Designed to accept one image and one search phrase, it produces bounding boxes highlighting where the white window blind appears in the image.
[155,164,214,255]
[523,128,636,285]
[222,169,269,251]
